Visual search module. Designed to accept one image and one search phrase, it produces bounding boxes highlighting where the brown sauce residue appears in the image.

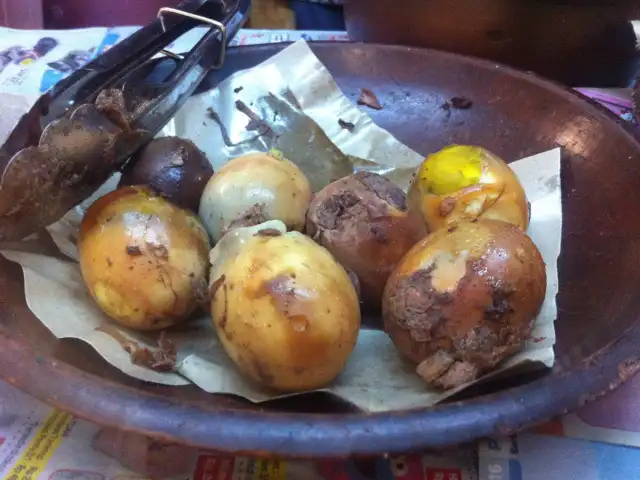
[209,274,229,334]
[354,171,406,211]
[255,228,282,237]
[251,352,276,387]
[209,274,226,298]
[225,203,267,233]
[263,275,315,332]
[147,242,169,260]
[261,274,336,373]
[314,191,360,230]
[439,197,457,217]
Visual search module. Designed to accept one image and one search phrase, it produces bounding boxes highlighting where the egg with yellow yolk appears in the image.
[408,145,529,231]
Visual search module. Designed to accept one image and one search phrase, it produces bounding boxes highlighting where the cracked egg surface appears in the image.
[209,223,360,392]
[306,171,427,312]
[382,219,546,390]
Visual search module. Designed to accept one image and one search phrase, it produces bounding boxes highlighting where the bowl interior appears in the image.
[2,43,640,453]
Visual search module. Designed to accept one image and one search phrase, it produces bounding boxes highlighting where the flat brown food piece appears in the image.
[96,325,177,372]
[357,88,383,110]
[125,331,177,372]
[235,100,276,137]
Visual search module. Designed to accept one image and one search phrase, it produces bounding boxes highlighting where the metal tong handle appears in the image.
[158,7,227,67]
[40,0,249,129]
[124,0,250,138]
[0,0,250,166]
[0,0,250,242]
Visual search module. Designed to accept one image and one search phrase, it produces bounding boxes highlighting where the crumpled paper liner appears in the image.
[0,40,562,412]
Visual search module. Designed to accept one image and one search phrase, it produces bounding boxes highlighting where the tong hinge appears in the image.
[157,6,228,69]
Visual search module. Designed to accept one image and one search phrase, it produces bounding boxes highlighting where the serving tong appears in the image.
[0,0,250,241]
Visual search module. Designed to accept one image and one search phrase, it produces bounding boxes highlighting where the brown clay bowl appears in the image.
[1,43,640,457]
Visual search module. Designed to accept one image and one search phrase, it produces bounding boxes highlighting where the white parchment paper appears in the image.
[0,40,562,411]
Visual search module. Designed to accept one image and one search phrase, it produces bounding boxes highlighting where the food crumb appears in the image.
[129,331,177,372]
[529,336,547,343]
[357,88,383,110]
[443,96,473,110]
[255,228,283,237]
[126,245,142,256]
[338,119,356,132]
[234,86,244,93]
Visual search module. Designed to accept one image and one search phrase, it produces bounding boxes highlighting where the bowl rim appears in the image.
[3,321,640,457]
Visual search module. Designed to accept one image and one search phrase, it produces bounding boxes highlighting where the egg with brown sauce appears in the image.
[208,220,360,392]
[79,186,210,330]
[382,219,546,389]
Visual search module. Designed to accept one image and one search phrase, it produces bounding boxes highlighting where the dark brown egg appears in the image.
[306,171,427,314]
[119,137,213,212]
[382,219,546,389]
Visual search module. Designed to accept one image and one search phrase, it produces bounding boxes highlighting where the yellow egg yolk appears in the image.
[418,145,483,196]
